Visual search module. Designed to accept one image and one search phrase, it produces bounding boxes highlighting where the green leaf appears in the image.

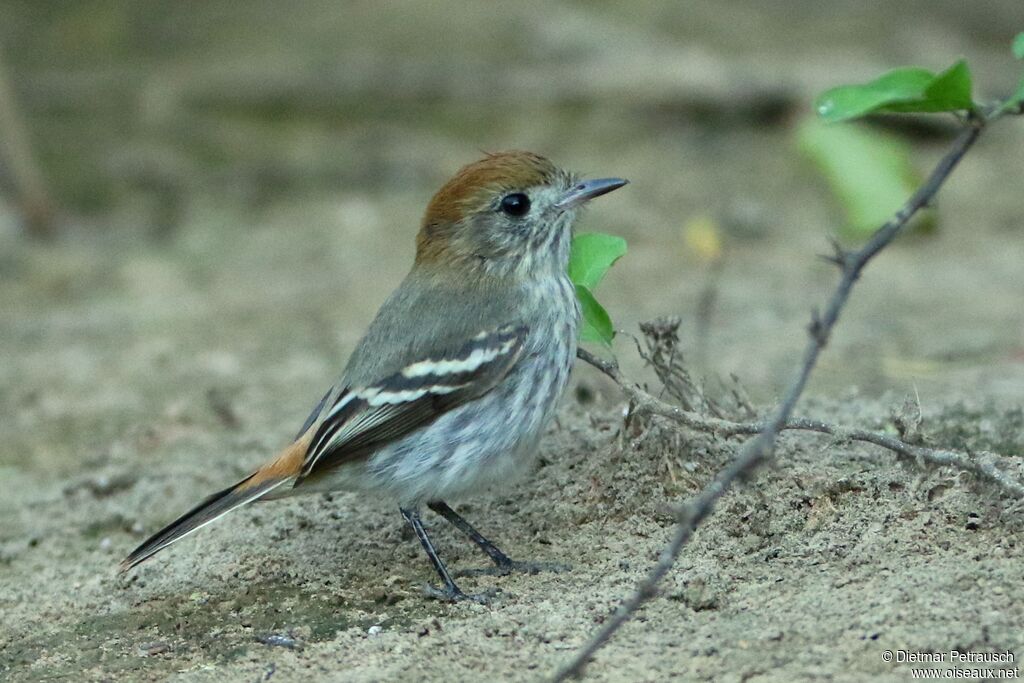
[1005,34,1024,114]
[798,117,931,238]
[995,34,1024,113]
[1006,78,1024,112]
[917,60,974,111]
[818,68,935,122]
[569,232,626,345]
[815,60,974,122]
[576,285,614,345]
[569,232,627,291]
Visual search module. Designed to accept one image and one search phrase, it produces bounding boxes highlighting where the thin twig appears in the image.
[577,347,1024,497]
[0,49,55,238]
[555,116,989,681]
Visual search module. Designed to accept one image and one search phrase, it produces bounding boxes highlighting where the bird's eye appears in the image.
[499,193,531,217]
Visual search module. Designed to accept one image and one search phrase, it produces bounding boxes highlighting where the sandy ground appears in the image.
[2,2,1024,681]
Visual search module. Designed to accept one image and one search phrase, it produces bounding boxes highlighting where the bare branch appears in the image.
[556,116,989,681]
[0,49,56,238]
[577,347,622,384]
[818,236,851,269]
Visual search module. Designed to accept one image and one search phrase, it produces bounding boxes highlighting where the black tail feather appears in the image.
[120,474,286,572]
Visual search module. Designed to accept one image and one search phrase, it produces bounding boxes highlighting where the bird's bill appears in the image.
[555,177,629,210]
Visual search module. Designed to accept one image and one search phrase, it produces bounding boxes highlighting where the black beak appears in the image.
[555,178,629,210]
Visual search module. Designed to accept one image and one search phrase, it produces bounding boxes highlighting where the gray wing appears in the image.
[340,269,527,386]
[295,323,527,483]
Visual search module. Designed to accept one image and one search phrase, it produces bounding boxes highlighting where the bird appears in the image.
[120,151,627,601]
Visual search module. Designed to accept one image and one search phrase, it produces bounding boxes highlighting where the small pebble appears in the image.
[137,641,169,656]
[367,625,383,636]
[256,633,302,650]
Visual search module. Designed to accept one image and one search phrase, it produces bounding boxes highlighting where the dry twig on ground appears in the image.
[578,346,1024,498]
[554,106,1019,681]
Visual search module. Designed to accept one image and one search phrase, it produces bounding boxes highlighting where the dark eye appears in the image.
[499,193,531,217]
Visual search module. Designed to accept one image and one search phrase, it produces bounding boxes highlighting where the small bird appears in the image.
[121,151,627,600]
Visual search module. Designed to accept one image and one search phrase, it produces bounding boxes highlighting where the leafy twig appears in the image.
[555,114,991,681]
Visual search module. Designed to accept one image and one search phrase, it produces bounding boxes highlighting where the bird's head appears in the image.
[415,151,627,278]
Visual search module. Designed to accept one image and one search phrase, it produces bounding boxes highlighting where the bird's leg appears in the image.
[427,500,513,568]
[426,500,570,577]
[399,507,490,602]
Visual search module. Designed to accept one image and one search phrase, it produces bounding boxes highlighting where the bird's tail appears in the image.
[119,434,310,572]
